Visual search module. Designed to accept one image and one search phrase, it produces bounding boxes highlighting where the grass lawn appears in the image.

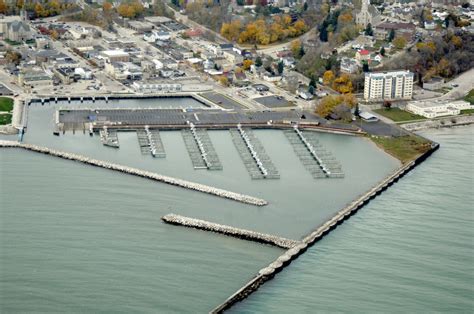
[374,108,426,122]
[464,89,474,104]
[0,113,12,125]
[461,109,474,115]
[0,97,13,112]
[371,135,432,164]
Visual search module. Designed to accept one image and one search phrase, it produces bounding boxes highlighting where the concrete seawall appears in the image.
[162,214,299,249]
[401,115,474,132]
[210,141,440,313]
[0,141,267,206]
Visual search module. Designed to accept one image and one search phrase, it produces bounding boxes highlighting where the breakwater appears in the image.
[162,214,299,249]
[210,141,440,313]
[0,140,267,206]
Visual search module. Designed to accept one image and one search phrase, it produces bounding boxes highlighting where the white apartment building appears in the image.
[364,70,414,101]
[406,100,472,118]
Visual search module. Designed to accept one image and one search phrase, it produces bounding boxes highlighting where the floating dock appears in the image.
[162,214,299,249]
[137,126,166,158]
[230,125,279,179]
[285,126,344,178]
[99,126,119,148]
[0,140,267,206]
[182,123,222,170]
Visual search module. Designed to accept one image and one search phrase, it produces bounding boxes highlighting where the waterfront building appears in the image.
[363,71,414,101]
[132,81,182,93]
[406,100,472,118]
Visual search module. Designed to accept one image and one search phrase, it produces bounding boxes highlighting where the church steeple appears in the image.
[362,0,369,13]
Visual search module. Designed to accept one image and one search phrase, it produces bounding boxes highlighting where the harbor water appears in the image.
[3,98,465,312]
[232,126,474,313]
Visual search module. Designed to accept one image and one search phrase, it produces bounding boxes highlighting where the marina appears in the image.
[211,139,439,313]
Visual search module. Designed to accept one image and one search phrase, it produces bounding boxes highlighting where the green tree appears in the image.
[255,56,263,67]
[387,29,395,42]
[277,60,284,75]
[362,61,369,72]
[364,23,373,36]
[380,46,385,56]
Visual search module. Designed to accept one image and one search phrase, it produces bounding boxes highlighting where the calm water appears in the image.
[233,126,474,313]
[0,150,282,312]
[1,98,403,312]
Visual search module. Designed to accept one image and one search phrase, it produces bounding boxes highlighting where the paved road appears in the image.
[440,68,474,100]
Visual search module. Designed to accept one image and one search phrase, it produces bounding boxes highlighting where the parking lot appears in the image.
[201,92,247,110]
[254,95,295,108]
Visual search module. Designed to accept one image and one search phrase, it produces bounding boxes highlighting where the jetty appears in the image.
[162,214,299,249]
[0,140,267,206]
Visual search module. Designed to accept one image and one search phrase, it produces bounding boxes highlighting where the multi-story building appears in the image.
[364,71,414,101]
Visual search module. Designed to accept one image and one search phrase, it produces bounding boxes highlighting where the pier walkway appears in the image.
[137,126,166,157]
[182,123,222,170]
[162,214,299,249]
[285,126,344,178]
[0,140,267,206]
[230,125,279,179]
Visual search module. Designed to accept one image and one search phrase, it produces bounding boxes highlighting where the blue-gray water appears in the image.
[232,126,474,313]
[2,98,471,312]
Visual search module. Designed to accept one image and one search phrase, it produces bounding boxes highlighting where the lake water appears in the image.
[232,126,474,313]
[1,98,404,312]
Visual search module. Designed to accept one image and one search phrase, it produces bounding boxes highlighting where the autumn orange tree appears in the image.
[0,0,7,14]
[242,59,253,70]
[220,15,308,45]
[322,70,335,86]
[332,74,353,94]
[316,93,357,117]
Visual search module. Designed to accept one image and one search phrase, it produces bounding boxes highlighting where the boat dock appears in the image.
[182,123,222,170]
[0,140,267,206]
[230,124,279,179]
[285,126,344,178]
[137,126,166,158]
[99,126,120,148]
[161,214,299,249]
